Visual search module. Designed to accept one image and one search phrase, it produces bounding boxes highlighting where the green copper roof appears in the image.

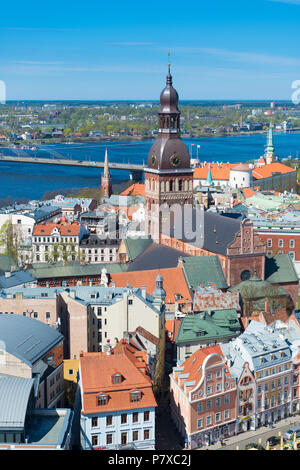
[124,236,153,261]
[175,309,241,344]
[265,254,298,284]
[29,261,128,279]
[181,255,228,291]
[266,124,274,153]
[0,254,17,274]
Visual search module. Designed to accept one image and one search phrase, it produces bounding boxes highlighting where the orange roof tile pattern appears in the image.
[193,163,236,181]
[79,349,157,414]
[120,183,145,197]
[252,162,295,180]
[33,218,80,236]
[109,267,192,304]
[165,319,181,343]
[174,344,231,392]
[242,188,257,198]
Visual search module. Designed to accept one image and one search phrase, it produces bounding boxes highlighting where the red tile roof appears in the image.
[109,267,192,305]
[252,162,295,180]
[165,320,181,343]
[33,218,80,236]
[193,163,236,181]
[242,188,257,198]
[120,183,145,197]
[173,344,231,393]
[79,349,157,414]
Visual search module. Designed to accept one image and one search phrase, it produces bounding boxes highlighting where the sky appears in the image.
[0,0,300,100]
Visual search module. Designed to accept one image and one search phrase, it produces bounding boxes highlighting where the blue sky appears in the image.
[1,0,300,100]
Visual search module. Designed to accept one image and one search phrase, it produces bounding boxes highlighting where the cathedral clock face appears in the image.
[170,154,181,167]
[151,154,157,167]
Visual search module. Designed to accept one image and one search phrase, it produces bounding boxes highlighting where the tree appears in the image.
[0,220,19,262]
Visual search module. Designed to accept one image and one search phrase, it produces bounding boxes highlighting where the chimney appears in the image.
[265,299,270,313]
[4,272,11,278]
[112,281,116,288]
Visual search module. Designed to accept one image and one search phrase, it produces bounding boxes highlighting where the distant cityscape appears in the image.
[0,99,300,144]
[0,64,299,454]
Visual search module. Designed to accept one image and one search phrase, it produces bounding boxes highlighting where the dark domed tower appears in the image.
[145,66,193,242]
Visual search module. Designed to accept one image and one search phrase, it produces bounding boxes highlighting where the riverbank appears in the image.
[2,128,299,148]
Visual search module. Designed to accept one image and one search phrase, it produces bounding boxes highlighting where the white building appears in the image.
[229,164,253,189]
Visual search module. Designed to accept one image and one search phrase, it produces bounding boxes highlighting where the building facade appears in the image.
[170,344,237,448]
[78,345,157,450]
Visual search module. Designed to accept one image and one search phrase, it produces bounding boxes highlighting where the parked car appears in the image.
[266,435,285,447]
[285,425,300,440]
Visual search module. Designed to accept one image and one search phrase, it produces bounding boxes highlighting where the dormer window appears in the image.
[112,373,122,384]
[196,329,205,337]
[130,391,141,402]
[97,394,108,406]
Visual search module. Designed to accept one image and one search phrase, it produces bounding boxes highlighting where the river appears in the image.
[0,131,299,200]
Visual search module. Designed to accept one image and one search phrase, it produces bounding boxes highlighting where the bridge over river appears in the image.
[0,154,144,180]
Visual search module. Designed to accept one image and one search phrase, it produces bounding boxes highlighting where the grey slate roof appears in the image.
[162,207,241,256]
[0,374,34,429]
[127,243,189,271]
[0,314,64,367]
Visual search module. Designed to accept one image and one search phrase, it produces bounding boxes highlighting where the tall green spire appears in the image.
[266,123,275,154]
[206,164,213,185]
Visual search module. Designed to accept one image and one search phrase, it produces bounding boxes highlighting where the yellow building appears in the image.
[64,359,79,407]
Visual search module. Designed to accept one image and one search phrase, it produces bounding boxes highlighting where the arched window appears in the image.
[170,180,173,192]
[179,180,183,191]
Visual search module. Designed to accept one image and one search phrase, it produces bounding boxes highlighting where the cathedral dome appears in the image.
[147,136,190,170]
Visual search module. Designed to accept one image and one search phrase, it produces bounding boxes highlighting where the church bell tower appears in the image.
[144,62,194,242]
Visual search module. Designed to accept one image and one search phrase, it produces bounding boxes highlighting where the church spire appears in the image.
[101,147,112,198]
[265,122,275,164]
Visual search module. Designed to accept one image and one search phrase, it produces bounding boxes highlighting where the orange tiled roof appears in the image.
[109,267,192,304]
[79,350,157,414]
[242,188,256,198]
[165,319,181,342]
[33,219,80,236]
[252,162,295,180]
[193,162,236,181]
[120,183,145,197]
[174,344,232,392]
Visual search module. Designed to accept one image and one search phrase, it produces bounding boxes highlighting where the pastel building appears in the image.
[229,164,253,189]
[170,344,237,448]
[78,342,157,450]
[221,320,293,432]
[32,217,88,263]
